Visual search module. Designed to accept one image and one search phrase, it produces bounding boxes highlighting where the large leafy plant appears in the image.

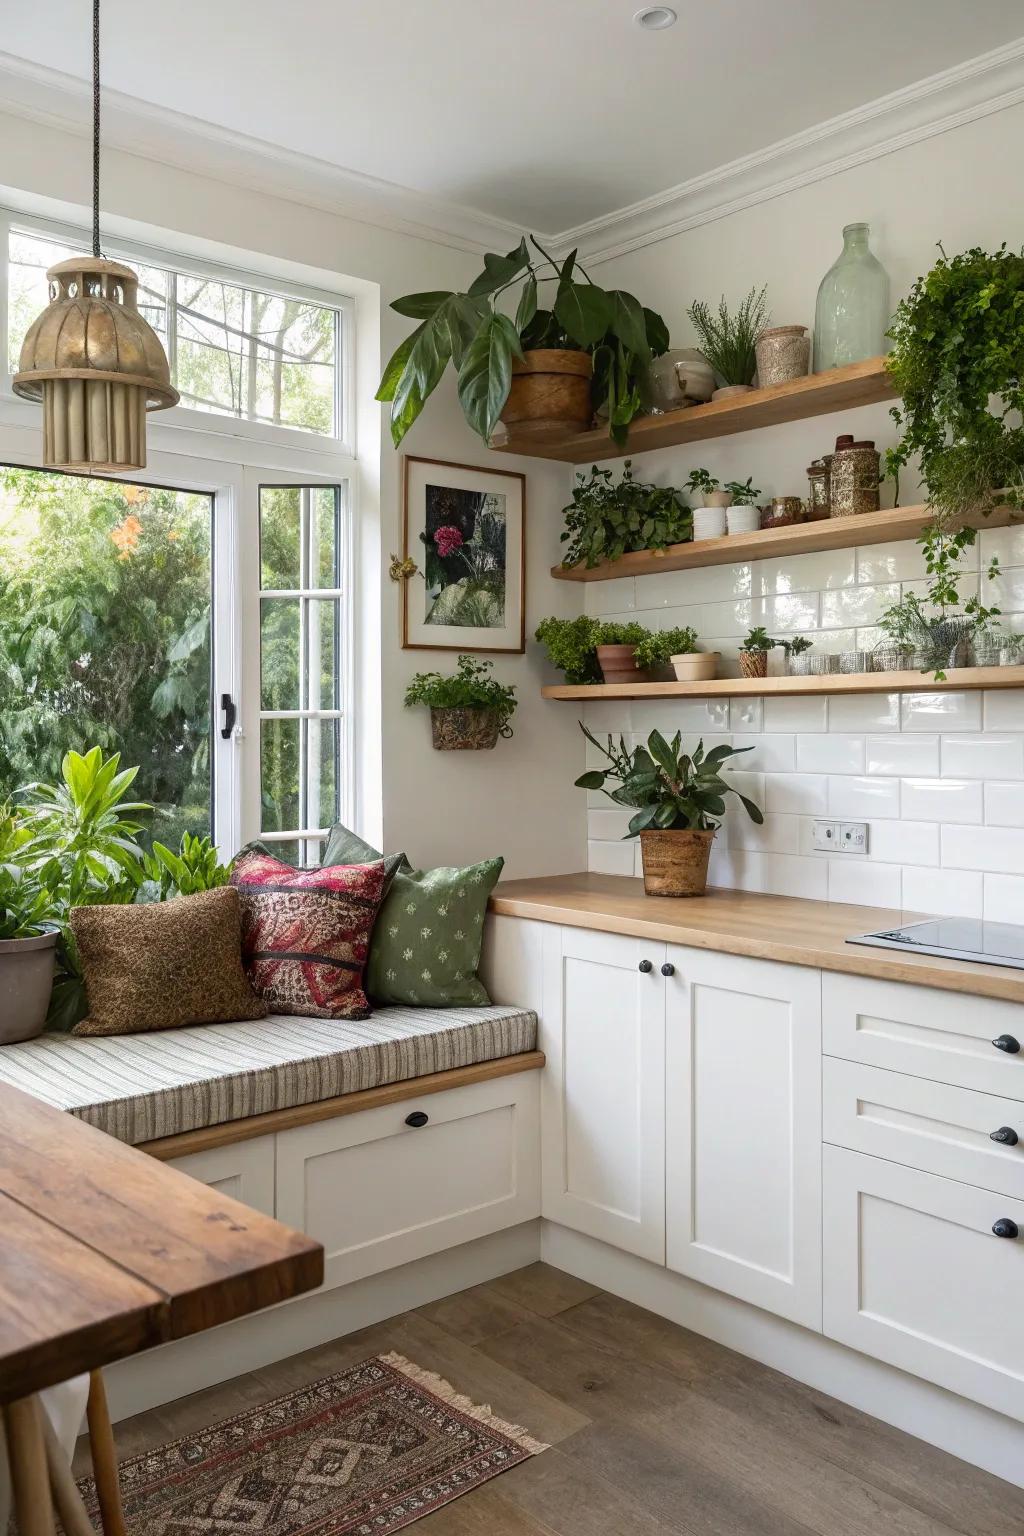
[560,460,692,570]
[404,655,517,736]
[535,617,697,685]
[0,862,53,941]
[377,236,668,447]
[577,727,764,835]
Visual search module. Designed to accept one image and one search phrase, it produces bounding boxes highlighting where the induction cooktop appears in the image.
[847,917,1024,970]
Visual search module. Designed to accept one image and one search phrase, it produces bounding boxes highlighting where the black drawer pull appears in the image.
[405,1111,429,1128]
[638,959,653,973]
[992,1034,1021,1055]
[990,1126,1019,1146]
[992,1217,1019,1239]
[661,962,675,977]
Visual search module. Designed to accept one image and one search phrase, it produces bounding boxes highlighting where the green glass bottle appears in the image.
[813,223,889,372]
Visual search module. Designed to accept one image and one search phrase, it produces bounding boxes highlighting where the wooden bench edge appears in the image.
[139,1051,546,1161]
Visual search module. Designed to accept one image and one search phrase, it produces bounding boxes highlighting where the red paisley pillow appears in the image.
[230,850,387,1019]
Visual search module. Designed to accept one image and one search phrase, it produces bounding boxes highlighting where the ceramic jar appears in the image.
[761,496,803,528]
[806,460,830,520]
[829,435,880,516]
[755,325,810,387]
[814,223,890,371]
[672,349,716,403]
[641,348,713,413]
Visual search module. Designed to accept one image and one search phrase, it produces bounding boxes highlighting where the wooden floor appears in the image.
[77,1263,1024,1535]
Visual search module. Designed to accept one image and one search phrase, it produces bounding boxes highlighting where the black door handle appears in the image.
[992,1035,1021,1055]
[990,1126,1020,1146]
[661,962,675,977]
[220,693,237,740]
[638,959,653,973]
[405,1111,429,1128]
[992,1217,1019,1239]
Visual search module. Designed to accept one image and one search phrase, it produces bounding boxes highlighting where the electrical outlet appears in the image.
[840,822,869,854]
[812,820,840,852]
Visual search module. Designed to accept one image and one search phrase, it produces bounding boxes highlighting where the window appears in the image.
[8,228,341,438]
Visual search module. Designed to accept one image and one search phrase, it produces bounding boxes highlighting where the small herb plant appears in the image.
[781,635,813,656]
[740,627,777,655]
[404,655,517,736]
[686,468,720,497]
[535,618,699,683]
[688,287,770,388]
[560,461,692,570]
[576,726,764,836]
[724,478,761,505]
[633,626,699,670]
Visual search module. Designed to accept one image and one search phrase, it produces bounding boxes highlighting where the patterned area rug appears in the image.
[77,1353,547,1534]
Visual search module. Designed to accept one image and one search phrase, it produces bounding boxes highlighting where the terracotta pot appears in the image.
[429,706,501,751]
[639,828,716,897]
[0,930,57,1044]
[702,489,733,508]
[671,651,719,681]
[739,650,769,679]
[596,644,653,684]
[499,349,592,440]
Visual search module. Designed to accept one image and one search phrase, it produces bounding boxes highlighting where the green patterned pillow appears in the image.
[322,824,502,1007]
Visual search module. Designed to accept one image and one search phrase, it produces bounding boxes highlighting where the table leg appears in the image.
[87,1370,128,1536]
[40,1406,99,1536]
[2,1394,57,1536]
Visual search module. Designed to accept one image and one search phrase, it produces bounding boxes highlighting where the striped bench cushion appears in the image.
[0,1005,537,1146]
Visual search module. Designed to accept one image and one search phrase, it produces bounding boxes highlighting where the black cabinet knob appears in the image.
[661,962,675,977]
[638,959,653,973]
[990,1126,1020,1146]
[405,1111,429,1128]
[992,1034,1021,1055]
[992,1217,1019,1239]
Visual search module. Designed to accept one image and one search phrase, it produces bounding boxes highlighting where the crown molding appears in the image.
[0,51,525,259]
[558,37,1024,264]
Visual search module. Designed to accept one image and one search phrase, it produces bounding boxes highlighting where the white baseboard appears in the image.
[104,1220,542,1423]
[541,1221,1024,1490]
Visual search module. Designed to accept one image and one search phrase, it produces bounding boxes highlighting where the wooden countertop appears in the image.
[490,874,1024,1005]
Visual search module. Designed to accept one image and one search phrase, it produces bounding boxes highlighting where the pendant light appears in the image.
[12,0,178,472]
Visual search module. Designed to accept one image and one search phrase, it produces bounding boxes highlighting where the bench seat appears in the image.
[0,1004,537,1146]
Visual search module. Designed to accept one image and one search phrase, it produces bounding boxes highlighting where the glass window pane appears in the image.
[0,465,213,850]
[260,599,300,711]
[260,718,299,833]
[264,839,300,867]
[309,599,340,711]
[260,487,301,590]
[304,716,340,832]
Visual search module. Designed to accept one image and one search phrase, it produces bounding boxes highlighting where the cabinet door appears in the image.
[541,925,666,1261]
[824,1145,1024,1423]
[665,947,822,1329]
[166,1135,276,1216]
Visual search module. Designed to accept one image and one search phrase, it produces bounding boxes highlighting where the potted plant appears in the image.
[576,727,763,897]
[378,236,668,448]
[739,626,777,679]
[724,478,762,535]
[535,617,699,685]
[534,616,604,685]
[404,655,517,749]
[688,287,770,401]
[0,855,57,1044]
[874,592,926,672]
[999,632,1024,666]
[686,468,731,508]
[560,461,692,571]
[782,635,814,676]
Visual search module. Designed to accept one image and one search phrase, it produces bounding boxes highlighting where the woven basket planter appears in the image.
[500,349,592,440]
[639,828,716,898]
[738,650,769,679]
[429,707,501,751]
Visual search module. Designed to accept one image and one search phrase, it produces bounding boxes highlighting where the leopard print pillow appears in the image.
[71,887,266,1036]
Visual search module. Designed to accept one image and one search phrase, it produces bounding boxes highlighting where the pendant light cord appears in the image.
[92,0,101,258]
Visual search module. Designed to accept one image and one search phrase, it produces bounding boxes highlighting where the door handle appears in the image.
[220,693,237,740]
[405,1111,429,1128]
[992,1217,1019,1239]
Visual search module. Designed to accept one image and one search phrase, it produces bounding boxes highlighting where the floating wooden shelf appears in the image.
[551,502,1022,582]
[541,667,1024,701]
[491,355,896,464]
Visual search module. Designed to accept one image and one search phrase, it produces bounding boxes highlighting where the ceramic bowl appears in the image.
[670,651,719,682]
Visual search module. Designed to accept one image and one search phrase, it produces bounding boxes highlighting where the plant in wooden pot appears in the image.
[404,655,517,750]
[577,727,763,897]
[378,236,668,449]
[0,846,58,1044]
[738,626,778,679]
[688,287,769,401]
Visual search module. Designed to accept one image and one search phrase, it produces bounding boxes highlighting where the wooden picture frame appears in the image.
[401,455,526,653]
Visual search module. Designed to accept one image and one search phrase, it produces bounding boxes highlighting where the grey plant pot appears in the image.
[0,930,57,1044]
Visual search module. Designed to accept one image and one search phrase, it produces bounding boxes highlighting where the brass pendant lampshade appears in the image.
[11,0,177,471]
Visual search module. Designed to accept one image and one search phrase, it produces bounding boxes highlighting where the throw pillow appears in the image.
[71,887,266,1037]
[322,822,502,1007]
[230,848,387,1019]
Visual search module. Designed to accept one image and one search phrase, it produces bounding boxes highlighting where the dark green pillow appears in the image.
[322,823,502,1007]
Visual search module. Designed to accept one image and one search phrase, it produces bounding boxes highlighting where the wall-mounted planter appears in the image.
[0,929,57,1044]
[640,827,716,897]
[429,707,503,751]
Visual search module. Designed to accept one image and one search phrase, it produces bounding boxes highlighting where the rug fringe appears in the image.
[380,1352,549,1456]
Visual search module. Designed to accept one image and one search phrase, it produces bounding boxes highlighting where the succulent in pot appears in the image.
[576,726,763,897]
[781,634,814,676]
[0,852,58,1044]
[404,655,517,750]
[738,626,778,679]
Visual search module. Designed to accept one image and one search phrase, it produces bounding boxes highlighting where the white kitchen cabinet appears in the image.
[823,1144,1024,1423]
[665,947,822,1329]
[167,1136,276,1216]
[541,924,666,1261]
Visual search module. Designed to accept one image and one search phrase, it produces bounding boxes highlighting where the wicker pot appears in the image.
[499,349,592,440]
[0,930,57,1044]
[639,828,716,897]
[429,707,501,751]
[596,644,653,684]
[739,650,768,679]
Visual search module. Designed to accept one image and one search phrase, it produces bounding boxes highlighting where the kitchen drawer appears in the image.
[276,1072,540,1288]
[823,973,1024,1099]
[824,1058,1024,1201]
[823,1145,1024,1422]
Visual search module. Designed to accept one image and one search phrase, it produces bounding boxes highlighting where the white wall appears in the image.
[0,109,586,880]
[581,103,1024,917]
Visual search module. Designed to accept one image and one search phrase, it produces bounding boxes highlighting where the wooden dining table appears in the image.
[0,1080,324,1535]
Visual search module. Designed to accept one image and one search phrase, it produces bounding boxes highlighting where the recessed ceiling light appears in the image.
[633,6,677,28]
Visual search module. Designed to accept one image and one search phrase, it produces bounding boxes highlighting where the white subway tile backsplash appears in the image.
[942,734,1024,780]
[984,782,1024,828]
[588,839,635,877]
[638,563,753,609]
[797,734,865,774]
[820,583,899,630]
[903,866,984,919]
[868,820,939,866]
[942,824,1024,875]
[763,592,820,632]
[989,567,1024,612]
[865,734,939,777]
[979,525,1024,568]
[757,549,856,596]
[708,848,828,900]
[631,699,728,737]
[729,733,797,773]
[982,690,1024,732]
[694,597,763,637]
[828,775,901,819]
[729,697,763,733]
[724,812,800,854]
[585,576,636,616]
[855,540,929,585]
[828,858,902,908]
[901,777,983,823]
[588,807,636,840]
[984,873,1024,923]
[764,773,829,816]
[764,697,828,733]
[901,691,982,732]
[828,693,900,732]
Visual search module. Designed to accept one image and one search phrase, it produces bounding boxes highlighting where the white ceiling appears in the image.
[3,0,1023,233]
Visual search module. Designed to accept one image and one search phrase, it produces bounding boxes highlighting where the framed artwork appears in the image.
[402,455,526,653]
